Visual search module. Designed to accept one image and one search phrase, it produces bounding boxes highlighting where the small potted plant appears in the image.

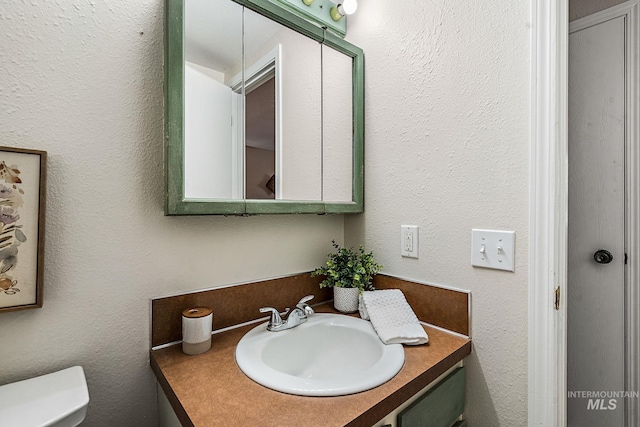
[312,240,383,313]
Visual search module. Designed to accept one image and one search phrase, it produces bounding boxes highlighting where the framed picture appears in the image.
[0,147,46,313]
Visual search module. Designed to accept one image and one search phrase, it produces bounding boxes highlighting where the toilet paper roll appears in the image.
[182,307,213,355]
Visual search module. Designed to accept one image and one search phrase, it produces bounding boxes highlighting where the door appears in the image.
[568,14,626,427]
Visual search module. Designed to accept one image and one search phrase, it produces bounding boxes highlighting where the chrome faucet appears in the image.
[259,295,315,332]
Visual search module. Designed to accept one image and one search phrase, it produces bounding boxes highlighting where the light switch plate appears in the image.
[401,225,419,258]
[471,229,515,272]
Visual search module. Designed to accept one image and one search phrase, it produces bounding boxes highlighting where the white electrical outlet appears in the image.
[401,226,419,258]
[404,231,413,252]
[471,229,515,272]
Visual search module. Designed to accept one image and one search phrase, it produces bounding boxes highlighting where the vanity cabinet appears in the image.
[374,365,466,427]
[150,275,472,427]
[397,367,465,427]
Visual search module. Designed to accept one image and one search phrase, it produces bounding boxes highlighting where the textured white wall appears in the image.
[345,1,530,426]
[0,1,343,426]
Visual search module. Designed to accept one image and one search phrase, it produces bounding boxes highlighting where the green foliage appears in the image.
[312,240,382,291]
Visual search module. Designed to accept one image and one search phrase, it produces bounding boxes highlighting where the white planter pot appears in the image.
[333,287,360,313]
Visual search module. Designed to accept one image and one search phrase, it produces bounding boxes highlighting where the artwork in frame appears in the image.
[0,147,46,313]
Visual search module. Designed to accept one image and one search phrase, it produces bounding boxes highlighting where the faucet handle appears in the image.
[259,307,290,328]
[296,295,315,315]
[297,295,314,305]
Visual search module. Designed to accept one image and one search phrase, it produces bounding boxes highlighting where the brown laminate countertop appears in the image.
[150,305,471,427]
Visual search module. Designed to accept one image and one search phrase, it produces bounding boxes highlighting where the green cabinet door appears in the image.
[397,367,465,427]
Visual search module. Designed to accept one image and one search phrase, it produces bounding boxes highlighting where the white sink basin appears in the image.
[235,313,405,396]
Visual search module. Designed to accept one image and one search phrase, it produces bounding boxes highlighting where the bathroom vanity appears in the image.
[149,274,471,426]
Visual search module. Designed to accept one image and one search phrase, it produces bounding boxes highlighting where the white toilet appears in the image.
[0,366,89,427]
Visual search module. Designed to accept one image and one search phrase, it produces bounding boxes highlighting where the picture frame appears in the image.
[0,146,46,313]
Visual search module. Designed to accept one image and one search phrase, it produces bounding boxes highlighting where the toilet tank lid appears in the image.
[0,366,89,426]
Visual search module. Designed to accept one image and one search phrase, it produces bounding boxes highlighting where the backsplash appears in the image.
[150,273,330,348]
[151,273,470,348]
[373,275,470,337]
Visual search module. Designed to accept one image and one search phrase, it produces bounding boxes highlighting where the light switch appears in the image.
[471,229,515,272]
[401,225,419,258]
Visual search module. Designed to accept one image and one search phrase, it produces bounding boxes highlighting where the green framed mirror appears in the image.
[164,0,364,215]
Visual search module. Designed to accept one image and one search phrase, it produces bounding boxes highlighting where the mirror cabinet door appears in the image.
[322,44,354,203]
[243,7,322,201]
[183,0,243,200]
[166,0,363,214]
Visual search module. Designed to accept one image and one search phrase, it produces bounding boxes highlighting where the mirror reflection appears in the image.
[183,0,327,201]
[184,0,243,199]
[178,0,358,211]
[322,44,353,202]
[243,7,322,201]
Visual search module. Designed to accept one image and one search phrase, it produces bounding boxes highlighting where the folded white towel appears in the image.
[359,289,429,345]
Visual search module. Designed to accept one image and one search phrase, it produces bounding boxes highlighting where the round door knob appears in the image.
[594,249,613,264]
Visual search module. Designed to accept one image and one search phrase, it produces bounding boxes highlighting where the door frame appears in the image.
[530,0,640,425]
[529,1,568,425]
